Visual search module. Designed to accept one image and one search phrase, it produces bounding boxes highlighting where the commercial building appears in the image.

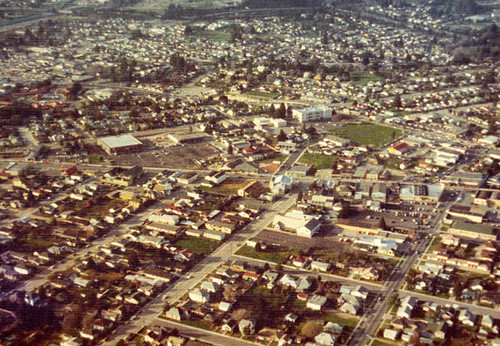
[98,134,142,155]
[168,133,207,144]
[292,106,332,123]
[448,221,498,241]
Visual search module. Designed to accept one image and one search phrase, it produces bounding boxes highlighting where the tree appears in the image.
[321,32,328,45]
[170,53,186,72]
[362,52,370,66]
[387,292,400,308]
[297,189,303,202]
[61,311,81,334]
[269,104,276,115]
[277,129,288,141]
[278,103,287,118]
[227,144,234,155]
[68,81,82,100]
[394,94,402,110]
[184,25,193,36]
[301,320,323,338]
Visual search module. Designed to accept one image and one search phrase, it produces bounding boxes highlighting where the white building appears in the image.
[292,106,332,122]
[270,174,293,194]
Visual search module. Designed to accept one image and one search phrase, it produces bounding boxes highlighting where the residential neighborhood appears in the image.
[0,0,499,345]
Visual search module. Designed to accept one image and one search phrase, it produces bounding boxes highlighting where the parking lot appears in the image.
[112,141,220,169]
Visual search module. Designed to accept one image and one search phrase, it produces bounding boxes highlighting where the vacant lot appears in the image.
[299,153,337,170]
[202,178,249,195]
[350,71,384,85]
[174,236,219,254]
[236,245,294,264]
[244,91,280,99]
[331,122,403,148]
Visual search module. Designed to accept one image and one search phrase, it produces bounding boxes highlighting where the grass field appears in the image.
[299,153,337,170]
[324,313,360,327]
[244,91,280,99]
[174,236,219,254]
[331,122,403,148]
[426,236,442,253]
[201,179,249,195]
[192,30,232,42]
[236,245,293,264]
[350,71,384,85]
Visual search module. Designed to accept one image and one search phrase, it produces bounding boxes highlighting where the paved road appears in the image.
[155,318,256,346]
[399,290,500,318]
[102,194,297,345]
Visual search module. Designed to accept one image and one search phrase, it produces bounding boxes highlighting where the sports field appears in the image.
[331,122,403,148]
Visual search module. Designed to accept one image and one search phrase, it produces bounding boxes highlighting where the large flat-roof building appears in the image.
[292,106,332,123]
[98,134,142,155]
[169,133,207,144]
[449,221,498,241]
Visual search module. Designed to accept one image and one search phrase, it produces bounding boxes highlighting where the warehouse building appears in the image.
[98,134,142,155]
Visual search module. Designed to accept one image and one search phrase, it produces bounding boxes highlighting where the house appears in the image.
[324,322,344,334]
[482,315,495,329]
[339,302,360,315]
[310,260,331,272]
[189,289,210,304]
[397,296,417,319]
[237,181,266,198]
[307,294,328,310]
[284,313,298,323]
[219,301,232,312]
[292,255,309,268]
[458,309,476,327]
[166,307,188,321]
[384,329,401,340]
[315,332,337,345]
[279,274,299,289]
[428,321,447,339]
[238,319,256,335]
[206,220,236,234]
[221,319,237,333]
[201,281,219,293]
[79,330,94,340]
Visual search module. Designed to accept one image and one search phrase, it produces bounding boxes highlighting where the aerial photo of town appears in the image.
[0,0,499,345]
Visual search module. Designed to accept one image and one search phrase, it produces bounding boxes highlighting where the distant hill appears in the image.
[242,0,322,8]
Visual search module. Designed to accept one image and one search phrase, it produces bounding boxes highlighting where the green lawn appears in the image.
[426,236,442,253]
[200,179,249,196]
[174,236,219,254]
[244,91,280,99]
[350,71,384,85]
[236,245,293,264]
[299,153,337,170]
[190,30,231,42]
[372,338,405,346]
[331,122,403,148]
[251,285,288,309]
[323,313,360,328]
[182,319,212,330]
